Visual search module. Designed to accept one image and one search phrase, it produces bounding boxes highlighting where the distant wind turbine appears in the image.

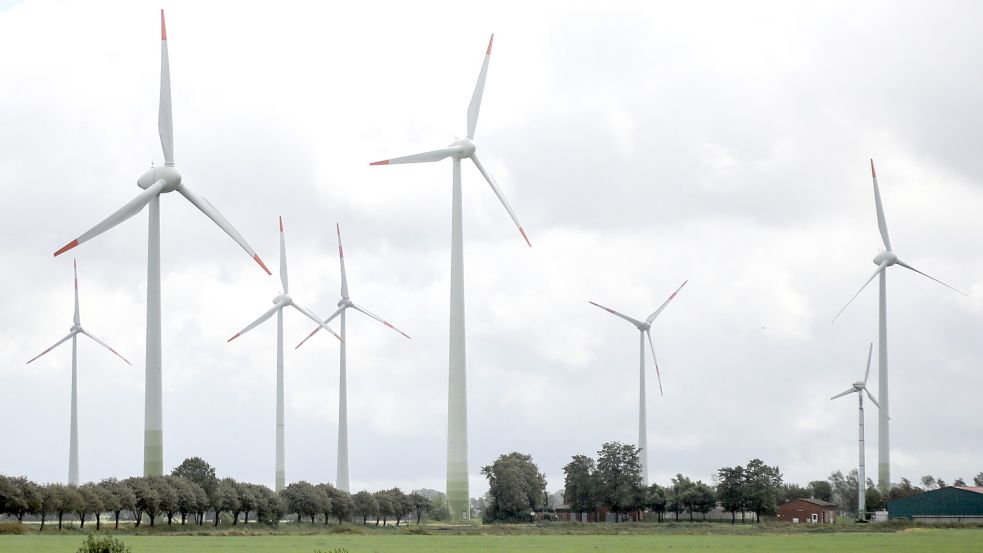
[295,223,411,492]
[228,217,342,492]
[589,280,687,486]
[831,343,887,520]
[370,34,530,519]
[27,260,131,485]
[833,159,964,492]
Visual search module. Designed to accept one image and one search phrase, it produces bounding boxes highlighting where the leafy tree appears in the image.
[409,491,432,525]
[829,470,859,518]
[646,484,667,522]
[778,483,810,504]
[688,481,717,520]
[281,481,320,524]
[744,459,782,522]
[887,477,923,502]
[38,484,59,532]
[594,442,644,520]
[314,484,336,525]
[953,477,967,487]
[482,452,548,522]
[374,490,395,526]
[53,484,83,529]
[389,488,412,526]
[668,474,694,521]
[352,491,377,525]
[975,473,983,487]
[98,479,131,530]
[809,480,833,502]
[324,486,353,524]
[230,481,256,525]
[172,478,198,525]
[77,483,105,529]
[147,476,178,525]
[563,454,598,515]
[920,475,937,489]
[171,457,218,497]
[253,485,283,526]
[1,477,40,523]
[717,465,746,523]
[865,481,886,512]
[125,477,160,527]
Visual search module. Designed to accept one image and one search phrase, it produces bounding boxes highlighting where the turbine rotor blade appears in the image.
[351,303,412,339]
[228,304,280,342]
[54,179,168,256]
[177,184,271,274]
[832,262,888,322]
[290,303,343,342]
[865,388,885,416]
[337,223,349,299]
[870,159,891,251]
[26,333,75,364]
[645,330,663,397]
[279,217,288,294]
[647,280,688,323]
[895,260,966,296]
[467,34,493,138]
[864,342,873,385]
[588,301,644,327]
[471,153,531,247]
[370,147,461,166]
[294,306,345,349]
[73,259,80,326]
[830,388,855,401]
[159,10,174,165]
[80,330,132,365]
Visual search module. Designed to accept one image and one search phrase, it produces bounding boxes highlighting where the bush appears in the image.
[77,533,131,553]
[0,522,26,534]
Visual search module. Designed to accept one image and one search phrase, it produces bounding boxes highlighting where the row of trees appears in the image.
[0,457,440,530]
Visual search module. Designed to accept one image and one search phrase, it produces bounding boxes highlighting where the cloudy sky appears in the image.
[2,0,982,497]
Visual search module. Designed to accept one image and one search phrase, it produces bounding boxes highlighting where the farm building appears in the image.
[888,486,983,522]
[776,498,837,524]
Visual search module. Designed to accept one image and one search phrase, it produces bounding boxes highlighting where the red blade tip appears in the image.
[54,239,79,257]
[160,10,167,41]
[870,158,876,178]
[487,34,494,55]
[254,255,272,275]
[519,227,531,247]
[228,333,240,343]
[279,216,284,232]
[370,160,390,166]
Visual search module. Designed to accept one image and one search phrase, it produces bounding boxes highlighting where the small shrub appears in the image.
[405,526,431,535]
[314,549,349,553]
[0,522,26,534]
[77,533,131,553]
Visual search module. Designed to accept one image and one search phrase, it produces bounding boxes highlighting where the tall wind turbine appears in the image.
[589,280,687,486]
[831,343,886,521]
[228,217,343,492]
[27,260,131,485]
[295,223,411,492]
[833,159,964,492]
[370,35,530,519]
[53,11,271,476]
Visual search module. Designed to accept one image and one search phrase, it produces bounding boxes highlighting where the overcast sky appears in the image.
[2,0,982,497]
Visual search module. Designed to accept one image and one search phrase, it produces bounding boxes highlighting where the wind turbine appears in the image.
[27,260,131,485]
[295,223,411,492]
[831,343,886,521]
[370,34,530,519]
[228,217,343,492]
[833,159,964,492]
[53,11,271,476]
[589,280,687,486]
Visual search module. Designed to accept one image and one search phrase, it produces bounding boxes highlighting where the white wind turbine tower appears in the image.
[53,11,271,476]
[27,260,131,485]
[295,223,411,492]
[589,281,687,486]
[833,159,964,492]
[831,343,886,521]
[228,217,343,492]
[370,35,530,519]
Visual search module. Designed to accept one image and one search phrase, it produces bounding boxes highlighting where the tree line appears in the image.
[0,457,440,530]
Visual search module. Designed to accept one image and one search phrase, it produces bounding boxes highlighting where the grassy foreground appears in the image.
[2,527,983,553]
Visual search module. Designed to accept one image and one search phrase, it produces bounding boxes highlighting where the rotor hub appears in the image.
[449,137,476,159]
[873,250,898,267]
[137,165,182,192]
[273,294,291,306]
[337,298,352,308]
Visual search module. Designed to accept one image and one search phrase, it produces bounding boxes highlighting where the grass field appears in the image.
[2,528,983,553]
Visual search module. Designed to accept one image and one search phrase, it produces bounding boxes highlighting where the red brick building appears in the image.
[776,498,837,524]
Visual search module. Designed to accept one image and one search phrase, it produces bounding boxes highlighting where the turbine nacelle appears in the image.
[449,137,476,159]
[337,298,353,308]
[70,324,83,334]
[137,165,182,192]
[872,251,898,267]
[853,381,865,391]
[272,294,291,307]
